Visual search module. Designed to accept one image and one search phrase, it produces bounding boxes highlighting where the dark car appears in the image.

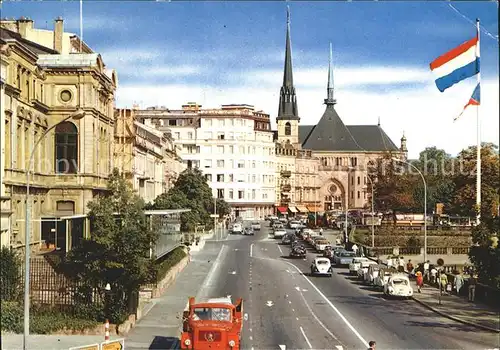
[289,245,307,258]
[281,233,297,245]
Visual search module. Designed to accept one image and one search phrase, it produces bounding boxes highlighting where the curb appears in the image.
[411,296,500,333]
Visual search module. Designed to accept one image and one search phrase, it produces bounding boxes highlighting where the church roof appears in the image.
[299,121,399,152]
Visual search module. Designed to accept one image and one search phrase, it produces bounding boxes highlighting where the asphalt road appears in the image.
[199,223,499,350]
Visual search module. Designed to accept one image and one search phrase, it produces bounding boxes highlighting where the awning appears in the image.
[288,207,298,213]
[277,207,288,213]
[296,206,309,213]
[307,206,322,212]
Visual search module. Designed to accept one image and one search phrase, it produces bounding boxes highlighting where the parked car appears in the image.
[349,257,370,275]
[289,245,307,259]
[384,273,413,298]
[310,258,333,277]
[357,260,378,280]
[374,267,398,290]
[273,228,287,239]
[251,222,261,231]
[333,250,357,266]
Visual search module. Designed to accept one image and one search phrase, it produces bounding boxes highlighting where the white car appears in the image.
[315,239,330,252]
[384,274,414,298]
[251,222,261,230]
[374,267,398,290]
[288,221,301,229]
[310,258,333,277]
[231,223,242,234]
[273,229,287,238]
[357,261,378,279]
[349,257,370,275]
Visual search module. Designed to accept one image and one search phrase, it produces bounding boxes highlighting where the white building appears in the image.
[135,103,277,219]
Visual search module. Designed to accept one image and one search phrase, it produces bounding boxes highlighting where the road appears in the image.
[127,223,500,350]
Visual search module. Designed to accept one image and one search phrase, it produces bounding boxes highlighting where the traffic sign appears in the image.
[101,339,125,350]
[69,344,99,350]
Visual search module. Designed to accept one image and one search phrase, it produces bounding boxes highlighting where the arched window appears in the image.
[284,122,291,136]
[55,122,78,174]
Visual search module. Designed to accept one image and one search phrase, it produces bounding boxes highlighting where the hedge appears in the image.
[1,301,100,334]
[0,247,22,302]
[154,247,188,283]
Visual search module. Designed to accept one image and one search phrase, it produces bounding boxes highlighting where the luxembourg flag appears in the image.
[430,36,480,92]
[454,83,480,121]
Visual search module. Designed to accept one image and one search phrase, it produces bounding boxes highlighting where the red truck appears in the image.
[180,296,243,349]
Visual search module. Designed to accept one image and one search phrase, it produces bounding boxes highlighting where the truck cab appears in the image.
[181,296,243,350]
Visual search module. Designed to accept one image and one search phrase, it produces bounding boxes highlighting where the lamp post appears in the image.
[344,166,355,246]
[365,175,375,248]
[23,109,85,350]
[392,157,428,262]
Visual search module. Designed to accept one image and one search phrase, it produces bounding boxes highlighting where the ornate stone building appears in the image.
[0,19,117,251]
[274,9,407,216]
[114,108,184,204]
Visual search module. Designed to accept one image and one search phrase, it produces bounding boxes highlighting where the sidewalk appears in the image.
[0,334,122,350]
[410,279,500,333]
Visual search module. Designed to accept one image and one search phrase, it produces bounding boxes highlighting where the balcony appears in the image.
[281,184,291,192]
[280,170,292,177]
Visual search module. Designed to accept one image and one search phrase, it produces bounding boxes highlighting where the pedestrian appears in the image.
[319,227,323,236]
[415,271,423,293]
[423,260,430,282]
[406,259,414,275]
[386,256,393,268]
[430,266,438,284]
[367,340,376,350]
[454,271,464,295]
[440,272,448,294]
[468,273,478,302]
[352,244,359,255]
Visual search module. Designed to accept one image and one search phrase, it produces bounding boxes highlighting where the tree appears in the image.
[64,168,158,322]
[469,216,500,288]
[372,153,419,221]
[149,168,231,231]
[452,143,500,218]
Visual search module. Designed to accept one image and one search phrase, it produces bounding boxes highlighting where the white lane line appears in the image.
[296,317,299,320]
[249,336,253,340]
[288,300,292,304]
[250,243,254,257]
[196,244,227,299]
[300,326,313,349]
[292,308,295,312]
[283,260,369,348]
[277,244,283,254]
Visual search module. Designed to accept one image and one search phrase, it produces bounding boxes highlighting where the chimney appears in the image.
[53,17,63,53]
[17,17,33,38]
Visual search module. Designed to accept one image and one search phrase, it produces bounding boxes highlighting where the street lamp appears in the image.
[344,166,355,246]
[392,157,428,262]
[365,175,375,248]
[24,109,85,350]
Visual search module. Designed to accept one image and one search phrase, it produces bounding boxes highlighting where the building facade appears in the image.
[0,19,117,251]
[135,104,277,219]
[114,108,184,204]
[274,9,406,216]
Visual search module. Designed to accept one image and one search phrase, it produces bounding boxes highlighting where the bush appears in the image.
[0,247,22,302]
[154,247,187,283]
[0,302,100,334]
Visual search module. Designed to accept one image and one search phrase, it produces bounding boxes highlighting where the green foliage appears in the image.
[149,168,231,231]
[0,247,22,302]
[63,168,158,322]
[0,302,100,334]
[153,247,188,283]
[469,216,500,288]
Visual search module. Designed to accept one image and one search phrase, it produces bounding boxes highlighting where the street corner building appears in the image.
[273,9,407,217]
[0,17,117,252]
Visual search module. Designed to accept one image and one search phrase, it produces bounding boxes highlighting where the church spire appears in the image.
[324,42,336,105]
[277,6,300,121]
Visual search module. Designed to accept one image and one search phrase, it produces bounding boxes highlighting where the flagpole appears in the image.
[475,18,481,225]
[80,0,83,52]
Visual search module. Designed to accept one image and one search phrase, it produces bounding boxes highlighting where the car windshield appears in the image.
[392,279,409,285]
[316,260,329,265]
[252,222,259,225]
[193,307,231,321]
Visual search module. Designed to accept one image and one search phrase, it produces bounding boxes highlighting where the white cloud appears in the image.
[63,15,122,32]
[114,66,499,159]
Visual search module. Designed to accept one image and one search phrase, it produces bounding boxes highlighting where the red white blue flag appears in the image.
[454,83,480,121]
[430,37,480,92]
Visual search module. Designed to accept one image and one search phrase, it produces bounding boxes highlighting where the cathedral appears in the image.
[274,8,407,215]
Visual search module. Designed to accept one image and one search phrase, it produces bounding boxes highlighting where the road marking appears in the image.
[279,345,286,350]
[244,313,249,321]
[300,326,313,349]
[266,300,274,307]
[283,260,369,348]
[229,270,237,275]
[292,308,295,312]
[250,243,254,257]
[234,248,239,251]
[197,244,227,298]
[277,244,283,254]
[296,317,299,320]
[249,336,253,340]
[336,346,344,350]
[288,300,292,304]
[249,328,253,332]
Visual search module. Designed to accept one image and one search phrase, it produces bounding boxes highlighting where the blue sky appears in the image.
[2,1,499,158]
